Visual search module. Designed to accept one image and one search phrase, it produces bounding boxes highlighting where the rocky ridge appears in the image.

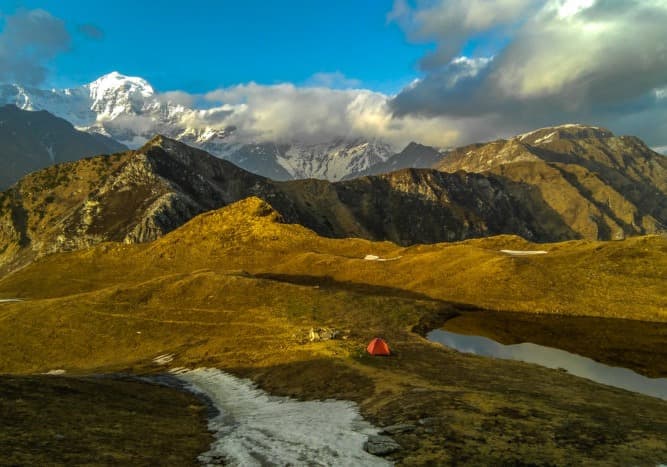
[435,124,667,239]
[0,135,578,273]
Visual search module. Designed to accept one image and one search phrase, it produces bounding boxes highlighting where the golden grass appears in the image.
[2,197,665,321]
[1,197,666,465]
[0,375,210,466]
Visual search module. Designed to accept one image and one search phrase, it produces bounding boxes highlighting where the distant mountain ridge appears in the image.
[0,72,395,181]
[345,141,445,179]
[0,135,578,273]
[435,123,667,240]
[2,124,665,273]
[0,105,126,190]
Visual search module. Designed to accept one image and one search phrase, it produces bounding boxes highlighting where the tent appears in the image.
[366,337,391,356]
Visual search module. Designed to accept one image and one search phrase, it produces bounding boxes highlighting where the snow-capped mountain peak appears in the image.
[86,71,156,120]
[0,72,397,180]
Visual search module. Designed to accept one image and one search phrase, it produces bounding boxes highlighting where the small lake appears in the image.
[428,329,667,400]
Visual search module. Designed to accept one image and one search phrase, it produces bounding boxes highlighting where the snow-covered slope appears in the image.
[279,138,393,181]
[0,72,395,180]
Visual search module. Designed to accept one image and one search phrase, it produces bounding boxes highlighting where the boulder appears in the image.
[308,327,340,342]
[380,423,416,435]
[364,435,401,456]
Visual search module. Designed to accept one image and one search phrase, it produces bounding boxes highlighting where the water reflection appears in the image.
[428,329,667,400]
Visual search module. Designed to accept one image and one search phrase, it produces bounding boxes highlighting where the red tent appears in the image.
[366,337,391,356]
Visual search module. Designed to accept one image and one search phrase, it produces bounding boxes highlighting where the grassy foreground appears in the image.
[0,375,211,466]
[0,197,666,465]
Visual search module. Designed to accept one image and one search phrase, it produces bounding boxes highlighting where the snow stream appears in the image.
[171,368,390,466]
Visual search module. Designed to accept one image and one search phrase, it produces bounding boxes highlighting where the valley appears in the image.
[0,197,666,465]
[0,93,666,466]
[2,2,667,464]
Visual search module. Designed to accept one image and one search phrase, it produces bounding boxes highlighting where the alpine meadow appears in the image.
[0,1,666,465]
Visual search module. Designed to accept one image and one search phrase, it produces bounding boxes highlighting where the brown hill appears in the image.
[3,125,665,274]
[0,135,576,273]
[435,124,667,239]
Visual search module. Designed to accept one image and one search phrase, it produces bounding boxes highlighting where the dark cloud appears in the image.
[0,9,71,85]
[77,23,104,41]
[389,0,667,147]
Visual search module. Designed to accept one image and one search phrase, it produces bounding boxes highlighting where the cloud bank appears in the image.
[388,0,667,147]
[198,82,467,147]
[2,4,666,151]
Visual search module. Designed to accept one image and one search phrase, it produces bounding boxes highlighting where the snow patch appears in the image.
[652,145,667,155]
[153,353,175,365]
[364,255,402,262]
[44,145,55,163]
[533,131,557,145]
[173,368,389,466]
[0,298,23,303]
[517,123,602,141]
[500,250,548,256]
[44,369,66,375]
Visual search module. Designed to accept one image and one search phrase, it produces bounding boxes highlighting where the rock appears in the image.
[363,435,401,456]
[417,417,439,426]
[380,423,416,435]
[308,327,340,342]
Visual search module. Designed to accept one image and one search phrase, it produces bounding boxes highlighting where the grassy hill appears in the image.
[3,197,665,321]
[0,197,666,464]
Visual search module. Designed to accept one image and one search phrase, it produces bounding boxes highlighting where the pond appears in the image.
[428,328,667,400]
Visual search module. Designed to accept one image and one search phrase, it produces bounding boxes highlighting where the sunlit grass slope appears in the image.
[1,197,666,465]
[2,196,665,321]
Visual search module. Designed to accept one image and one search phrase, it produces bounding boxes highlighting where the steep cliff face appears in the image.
[435,124,667,239]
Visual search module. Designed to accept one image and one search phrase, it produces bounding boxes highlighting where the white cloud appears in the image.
[390,0,667,148]
[551,0,596,19]
[157,90,196,108]
[191,82,468,148]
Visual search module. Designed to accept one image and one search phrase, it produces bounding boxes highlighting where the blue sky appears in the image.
[1,0,432,93]
[0,1,666,150]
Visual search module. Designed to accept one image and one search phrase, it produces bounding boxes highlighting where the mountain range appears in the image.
[1,123,665,274]
[0,72,401,181]
[436,124,667,240]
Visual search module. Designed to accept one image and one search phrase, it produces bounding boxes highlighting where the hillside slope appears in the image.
[1,197,666,465]
[435,124,667,239]
[2,197,665,321]
[0,136,575,272]
[0,105,126,189]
